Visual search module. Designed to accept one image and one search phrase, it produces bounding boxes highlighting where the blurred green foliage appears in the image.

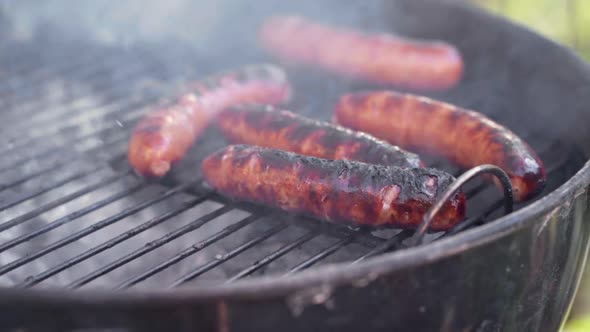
[476,0,590,61]
[563,316,590,332]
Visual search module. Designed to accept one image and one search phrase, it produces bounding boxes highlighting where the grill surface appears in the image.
[0,39,582,290]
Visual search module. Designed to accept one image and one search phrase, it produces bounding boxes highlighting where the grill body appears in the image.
[0,0,590,331]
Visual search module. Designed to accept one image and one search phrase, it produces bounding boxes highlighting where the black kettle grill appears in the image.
[0,0,589,331]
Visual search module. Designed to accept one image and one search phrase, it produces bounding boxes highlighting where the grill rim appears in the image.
[0,0,589,306]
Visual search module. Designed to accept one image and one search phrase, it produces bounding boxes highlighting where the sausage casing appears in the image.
[128,64,292,177]
[334,90,546,201]
[259,15,463,91]
[216,106,422,168]
[202,145,466,231]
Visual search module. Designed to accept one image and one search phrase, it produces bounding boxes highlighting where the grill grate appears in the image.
[0,40,580,290]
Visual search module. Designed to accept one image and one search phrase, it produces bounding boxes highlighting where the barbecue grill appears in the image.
[1,0,589,331]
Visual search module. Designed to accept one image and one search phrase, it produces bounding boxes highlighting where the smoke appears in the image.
[0,0,229,45]
[0,0,390,50]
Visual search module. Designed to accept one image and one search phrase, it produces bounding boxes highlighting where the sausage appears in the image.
[259,15,463,91]
[202,145,466,231]
[128,64,292,177]
[216,105,422,168]
[333,90,546,202]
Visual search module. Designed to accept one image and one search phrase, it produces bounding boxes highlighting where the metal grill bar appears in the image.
[350,231,413,264]
[0,98,153,158]
[2,103,128,152]
[19,193,212,287]
[1,63,158,138]
[0,136,127,193]
[442,200,505,237]
[0,170,130,233]
[224,230,320,283]
[0,178,139,254]
[282,236,354,276]
[67,199,236,288]
[0,182,195,276]
[0,165,106,211]
[1,56,157,127]
[114,214,263,289]
[0,108,144,175]
[0,128,128,176]
[194,192,386,249]
[0,52,145,113]
[169,223,289,287]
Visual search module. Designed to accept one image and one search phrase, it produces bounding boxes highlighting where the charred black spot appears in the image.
[230,149,252,168]
[308,187,318,202]
[284,124,319,142]
[258,150,294,171]
[316,130,348,151]
[471,120,486,134]
[446,107,463,126]
[487,133,509,149]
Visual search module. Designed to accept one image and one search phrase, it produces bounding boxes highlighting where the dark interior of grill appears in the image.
[0,0,588,290]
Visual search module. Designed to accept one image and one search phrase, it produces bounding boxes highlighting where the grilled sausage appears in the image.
[128,64,292,177]
[216,105,422,168]
[333,91,546,201]
[259,15,463,91]
[202,145,466,231]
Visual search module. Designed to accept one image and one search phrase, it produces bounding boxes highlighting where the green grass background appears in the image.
[476,0,590,61]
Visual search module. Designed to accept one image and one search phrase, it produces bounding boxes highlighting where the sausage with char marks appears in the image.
[333,90,546,201]
[216,105,422,168]
[202,145,466,231]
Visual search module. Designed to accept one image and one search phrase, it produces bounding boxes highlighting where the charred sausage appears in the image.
[259,15,463,91]
[202,145,466,231]
[333,90,546,201]
[128,64,292,177]
[216,105,422,168]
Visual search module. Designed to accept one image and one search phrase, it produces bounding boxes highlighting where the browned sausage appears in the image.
[259,15,463,91]
[128,64,292,177]
[216,105,422,168]
[202,145,466,231]
[333,90,546,201]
